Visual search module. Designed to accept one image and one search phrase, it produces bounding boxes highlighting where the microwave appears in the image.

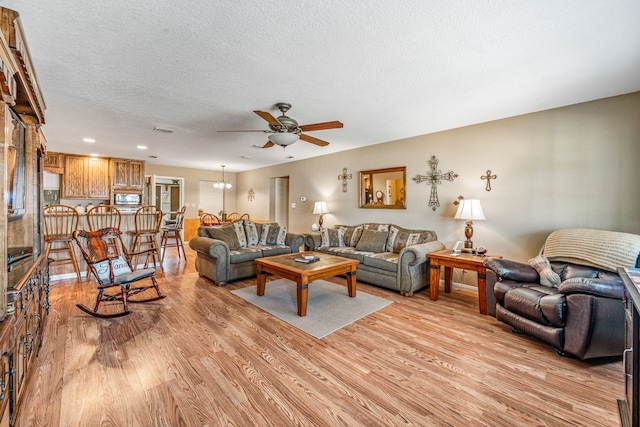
[114,193,142,205]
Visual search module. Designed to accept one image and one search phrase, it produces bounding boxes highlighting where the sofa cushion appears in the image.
[206,226,241,250]
[261,245,292,257]
[355,229,389,253]
[229,246,264,263]
[502,286,565,327]
[528,255,561,288]
[361,252,399,272]
[387,226,436,254]
[231,220,247,247]
[339,225,363,247]
[259,224,287,245]
[320,227,345,247]
[244,221,260,247]
[364,223,390,232]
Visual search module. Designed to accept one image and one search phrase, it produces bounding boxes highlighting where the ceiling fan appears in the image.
[219,103,343,148]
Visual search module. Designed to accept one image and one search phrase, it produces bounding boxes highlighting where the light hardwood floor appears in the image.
[17,246,623,426]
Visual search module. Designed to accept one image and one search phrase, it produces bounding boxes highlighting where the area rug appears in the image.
[231,279,393,339]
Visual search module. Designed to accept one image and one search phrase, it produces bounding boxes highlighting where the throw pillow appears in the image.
[320,227,345,247]
[363,223,390,232]
[231,220,247,247]
[259,224,287,245]
[340,225,364,247]
[387,226,436,254]
[207,226,241,250]
[243,221,259,247]
[355,229,389,253]
[528,254,561,288]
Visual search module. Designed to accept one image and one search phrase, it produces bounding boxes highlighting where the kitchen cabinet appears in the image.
[620,268,640,427]
[111,158,145,190]
[43,151,63,174]
[62,155,110,199]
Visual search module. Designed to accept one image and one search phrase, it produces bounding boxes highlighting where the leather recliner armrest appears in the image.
[483,258,540,283]
[558,277,623,300]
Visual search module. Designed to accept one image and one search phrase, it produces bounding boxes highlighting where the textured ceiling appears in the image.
[3,0,640,172]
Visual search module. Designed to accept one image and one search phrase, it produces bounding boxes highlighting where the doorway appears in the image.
[269,176,289,227]
[146,175,184,219]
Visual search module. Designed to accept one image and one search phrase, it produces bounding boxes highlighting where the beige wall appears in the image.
[144,164,237,219]
[233,92,640,262]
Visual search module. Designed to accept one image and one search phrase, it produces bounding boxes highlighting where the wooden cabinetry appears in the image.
[62,155,110,199]
[1,6,49,425]
[619,268,640,427]
[43,151,63,174]
[111,158,145,190]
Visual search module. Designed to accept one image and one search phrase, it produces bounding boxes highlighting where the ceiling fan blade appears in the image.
[300,133,330,147]
[217,130,270,133]
[299,121,343,132]
[262,141,275,148]
[254,110,283,127]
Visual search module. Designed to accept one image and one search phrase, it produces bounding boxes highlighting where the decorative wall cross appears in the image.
[481,170,497,191]
[337,167,352,192]
[412,155,458,211]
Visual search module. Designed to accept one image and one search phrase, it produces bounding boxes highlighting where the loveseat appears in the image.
[189,220,305,285]
[305,223,445,296]
[484,228,640,360]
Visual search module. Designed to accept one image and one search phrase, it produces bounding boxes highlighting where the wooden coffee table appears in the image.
[255,251,359,317]
[428,249,501,315]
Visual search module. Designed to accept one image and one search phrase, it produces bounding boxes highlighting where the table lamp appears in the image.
[454,199,485,250]
[313,201,329,227]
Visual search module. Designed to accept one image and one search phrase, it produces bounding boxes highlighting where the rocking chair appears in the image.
[72,227,166,318]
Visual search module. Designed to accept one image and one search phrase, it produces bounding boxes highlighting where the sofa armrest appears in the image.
[286,233,305,252]
[483,258,540,283]
[558,277,623,300]
[399,241,446,264]
[188,236,231,259]
[305,233,322,251]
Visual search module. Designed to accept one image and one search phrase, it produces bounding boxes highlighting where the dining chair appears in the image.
[43,204,82,281]
[201,213,221,226]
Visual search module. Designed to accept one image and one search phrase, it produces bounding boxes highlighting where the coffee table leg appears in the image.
[257,270,267,296]
[346,271,357,297]
[297,282,308,317]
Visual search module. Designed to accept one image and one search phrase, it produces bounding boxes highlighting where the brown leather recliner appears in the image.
[483,228,640,360]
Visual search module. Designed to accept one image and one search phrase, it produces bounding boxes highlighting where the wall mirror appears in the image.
[359,167,406,209]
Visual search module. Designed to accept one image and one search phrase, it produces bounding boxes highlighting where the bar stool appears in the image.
[160,205,186,261]
[128,205,163,269]
[43,204,82,281]
[85,205,122,279]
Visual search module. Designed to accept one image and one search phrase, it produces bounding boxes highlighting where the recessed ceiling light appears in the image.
[83,138,95,143]
[137,145,147,150]
[89,153,100,157]
[241,155,252,159]
[148,155,158,158]
[286,156,294,159]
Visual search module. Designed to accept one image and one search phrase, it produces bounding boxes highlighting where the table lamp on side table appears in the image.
[313,201,329,227]
[454,199,485,251]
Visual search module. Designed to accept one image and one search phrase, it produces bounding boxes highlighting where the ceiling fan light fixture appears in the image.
[268,132,299,146]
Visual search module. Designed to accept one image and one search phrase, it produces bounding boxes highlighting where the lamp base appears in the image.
[464,220,474,248]
[318,214,324,227]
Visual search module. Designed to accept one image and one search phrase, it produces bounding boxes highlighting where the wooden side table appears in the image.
[427,249,501,315]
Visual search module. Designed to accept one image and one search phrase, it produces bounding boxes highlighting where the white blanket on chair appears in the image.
[542,228,640,272]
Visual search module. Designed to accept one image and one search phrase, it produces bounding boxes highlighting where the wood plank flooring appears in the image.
[17,245,624,426]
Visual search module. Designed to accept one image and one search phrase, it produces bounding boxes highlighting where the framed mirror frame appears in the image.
[359,166,406,209]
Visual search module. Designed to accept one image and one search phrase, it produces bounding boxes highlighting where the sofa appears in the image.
[484,228,640,360]
[189,220,305,285]
[305,223,445,296]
